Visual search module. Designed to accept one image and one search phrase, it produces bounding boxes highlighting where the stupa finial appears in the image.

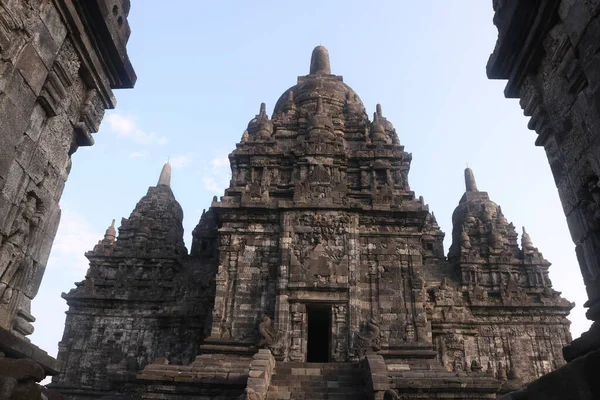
[157,161,171,187]
[464,167,478,192]
[310,45,331,75]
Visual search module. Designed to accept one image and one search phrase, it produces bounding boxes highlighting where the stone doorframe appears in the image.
[285,299,349,362]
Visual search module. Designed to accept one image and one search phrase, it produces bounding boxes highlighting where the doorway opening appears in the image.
[306,304,331,363]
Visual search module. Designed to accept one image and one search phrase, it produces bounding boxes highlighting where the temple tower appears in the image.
[57,47,573,400]
[54,164,213,397]
[197,45,440,363]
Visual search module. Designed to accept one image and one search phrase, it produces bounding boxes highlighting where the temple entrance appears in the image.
[306,304,331,362]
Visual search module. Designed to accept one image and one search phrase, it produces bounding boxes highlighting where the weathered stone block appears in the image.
[560,0,593,46]
[0,357,44,381]
[39,2,67,46]
[15,44,48,95]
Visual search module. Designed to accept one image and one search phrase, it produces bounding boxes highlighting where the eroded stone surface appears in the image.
[487,0,600,365]
[0,0,135,342]
[488,1,600,398]
[0,1,136,397]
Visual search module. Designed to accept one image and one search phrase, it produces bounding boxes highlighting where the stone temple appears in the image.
[53,46,574,399]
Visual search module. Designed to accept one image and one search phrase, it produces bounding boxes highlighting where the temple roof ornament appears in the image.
[464,167,478,192]
[272,46,365,118]
[522,226,535,253]
[104,219,116,243]
[247,102,273,140]
[309,45,331,75]
[307,96,335,141]
[157,161,172,187]
[370,109,389,143]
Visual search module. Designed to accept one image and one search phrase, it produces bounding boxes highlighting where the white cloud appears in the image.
[170,155,192,169]
[201,156,231,194]
[212,156,229,168]
[202,176,222,193]
[106,113,168,146]
[129,151,146,159]
[47,207,102,274]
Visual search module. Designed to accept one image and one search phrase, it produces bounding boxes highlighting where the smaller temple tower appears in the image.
[53,163,214,398]
[432,168,573,382]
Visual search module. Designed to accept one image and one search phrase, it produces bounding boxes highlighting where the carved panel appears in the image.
[289,212,352,285]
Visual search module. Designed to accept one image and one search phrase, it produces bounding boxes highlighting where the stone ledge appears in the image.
[0,327,59,374]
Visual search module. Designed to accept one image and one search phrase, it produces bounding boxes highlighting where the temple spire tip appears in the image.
[157,161,172,187]
[310,45,331,75]
[464,167,478,192]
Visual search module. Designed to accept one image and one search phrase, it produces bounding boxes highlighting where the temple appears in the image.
[53,47,573,399]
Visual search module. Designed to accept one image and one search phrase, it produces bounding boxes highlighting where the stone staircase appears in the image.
[266,362,368,400]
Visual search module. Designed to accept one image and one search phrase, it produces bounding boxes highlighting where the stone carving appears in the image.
[355,316,381,356]
[383,389,401,400]
[497,362,508,381]
[577,173,600,282]
[0,193,44,304]
[332,304,348,362]
[470,359,483,372]
[430,278,457,304]
[247,103,274,141]
[238,388,260,400]
[460,227,471,251]
[258,315,283,353]
[289,213,350,285]
[307,97,335,141]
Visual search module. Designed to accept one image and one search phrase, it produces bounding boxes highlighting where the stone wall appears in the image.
[488,0,600,362]
[0,0,135,350]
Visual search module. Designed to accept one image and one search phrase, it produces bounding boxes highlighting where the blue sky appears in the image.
[31,1,590,358]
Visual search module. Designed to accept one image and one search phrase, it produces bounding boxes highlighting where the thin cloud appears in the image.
[106,113,168,146]
[47,207,102,274]
[201,156,231,194]
[170,155,192,169]
[129,151,146,159]
[211,156,229,168]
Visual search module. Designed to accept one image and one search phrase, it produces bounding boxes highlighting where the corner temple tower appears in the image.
[54,47,573,400]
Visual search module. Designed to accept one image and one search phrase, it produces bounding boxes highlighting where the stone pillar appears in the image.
[487,0,600,361]
[0,0,135,377]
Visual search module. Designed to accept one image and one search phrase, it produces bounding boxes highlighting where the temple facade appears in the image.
[54,47,573,400]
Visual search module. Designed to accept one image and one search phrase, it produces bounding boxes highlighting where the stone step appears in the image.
[266,390,368,400]
[266,392,368,400]
[266,362,367,400]
[277,362,360,369]
[268,382,362,390]
[266,390,369,398]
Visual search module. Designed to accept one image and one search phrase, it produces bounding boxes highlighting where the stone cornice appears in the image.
[487,0,561,98]
[52,0,136,109]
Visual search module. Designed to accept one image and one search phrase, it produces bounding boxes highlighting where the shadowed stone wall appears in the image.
[488,0,600,398]
[0,0,136,392]
[488,0,600,362]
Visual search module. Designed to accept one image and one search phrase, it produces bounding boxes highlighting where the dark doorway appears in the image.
[306,304,330,362]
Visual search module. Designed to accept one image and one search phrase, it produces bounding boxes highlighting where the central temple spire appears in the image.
[310,45,331,75]
[464,167,478,192]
